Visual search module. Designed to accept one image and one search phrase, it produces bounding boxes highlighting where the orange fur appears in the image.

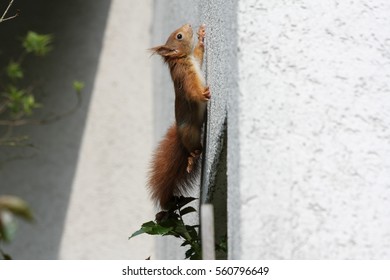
[148,124,199,209]
[148,24,208,209]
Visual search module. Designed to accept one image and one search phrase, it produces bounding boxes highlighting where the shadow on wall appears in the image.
[0,0,111,259]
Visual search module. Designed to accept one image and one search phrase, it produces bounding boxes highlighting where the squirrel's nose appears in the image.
[183,23,192,31]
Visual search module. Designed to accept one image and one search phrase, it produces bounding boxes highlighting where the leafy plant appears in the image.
[0,28,83,258]
[0,195,33,259]
[0,31,83,147]
[129,196,227,260]
[22,31,53,56]
[130,197,201,259]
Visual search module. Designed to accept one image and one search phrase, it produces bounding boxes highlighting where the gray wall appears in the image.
[1,0,155,259]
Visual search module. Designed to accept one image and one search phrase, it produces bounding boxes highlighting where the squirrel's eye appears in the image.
[176,33,183,40]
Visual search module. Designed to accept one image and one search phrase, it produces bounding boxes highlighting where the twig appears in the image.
[0,0,19,23]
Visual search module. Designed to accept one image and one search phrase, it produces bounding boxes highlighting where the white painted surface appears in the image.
[230,0,390,259]
[201,204,216,260]
[59,0,155,259]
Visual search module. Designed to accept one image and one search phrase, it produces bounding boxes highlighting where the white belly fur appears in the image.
[190,55,206,87]
[189,55,207,121]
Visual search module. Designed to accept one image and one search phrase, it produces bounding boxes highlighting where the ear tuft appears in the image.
[149,45,179,57]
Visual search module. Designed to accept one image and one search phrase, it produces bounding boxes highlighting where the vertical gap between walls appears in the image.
[199,0,210,259]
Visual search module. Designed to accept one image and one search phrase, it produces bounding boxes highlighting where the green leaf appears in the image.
[72,80,84,94]
[130,196,202,260]
[3,86,40,116]
[144,225,173,236]
[1,251,12,260]
[23,31,53,56]
[185,248,194,259]
[141,221,156,228]
[0,210,17,242]
[174,224,188,235]
[6,61,23,80]
[180,206,196,216]
[174,223,194,241]
[4,85,25,100]
[140,221,173,236]
[128,228,145,240]
[176,196,197,209]
[191,242,202,259]
[186,225,199,240]
[0,196,34,221]
[216,234,228,253]
[158,214,180,228]
[22,94,40,115]
[129,220,175,239]
[190,253,201,260]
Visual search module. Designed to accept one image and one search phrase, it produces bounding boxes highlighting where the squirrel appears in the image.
[148,23,210,209]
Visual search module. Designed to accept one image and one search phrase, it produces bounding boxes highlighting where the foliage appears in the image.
[0,32,51,146]
[130,197,201,260]
[0,28,83,258]
[0,31,83,147]
[129,196,227,260]
[72,80,85,94]
[0,195,33,259]
[22,31,53,56]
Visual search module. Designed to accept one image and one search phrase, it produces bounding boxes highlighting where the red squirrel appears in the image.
[148,23,210,209]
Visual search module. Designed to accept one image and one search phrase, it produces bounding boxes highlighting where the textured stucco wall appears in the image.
[153,0,390,260]
[1,0,154,259]
[230,0,390,259]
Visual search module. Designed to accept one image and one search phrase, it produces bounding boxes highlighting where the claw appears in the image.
[187,150,201,173]
[203,86,211,101]
[190,150,201,158]
[187,156,194,173]
[197,24,206,45]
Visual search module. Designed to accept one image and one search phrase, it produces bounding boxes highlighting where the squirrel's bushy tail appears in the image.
[148,124,199,209]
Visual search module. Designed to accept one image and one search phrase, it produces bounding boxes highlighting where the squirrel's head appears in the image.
[150,24,194,59]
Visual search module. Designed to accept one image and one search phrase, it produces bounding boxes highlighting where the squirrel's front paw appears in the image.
[197,24,206,45]
[202,86,211,101]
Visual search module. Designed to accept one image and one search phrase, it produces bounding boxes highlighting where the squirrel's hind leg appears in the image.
[187,150,201,173]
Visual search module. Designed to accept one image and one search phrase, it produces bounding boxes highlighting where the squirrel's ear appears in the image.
[150,45,179,57]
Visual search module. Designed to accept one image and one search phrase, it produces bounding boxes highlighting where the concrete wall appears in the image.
[1,0,155,259]
[230,0,390,259]
[154,0,390,260]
